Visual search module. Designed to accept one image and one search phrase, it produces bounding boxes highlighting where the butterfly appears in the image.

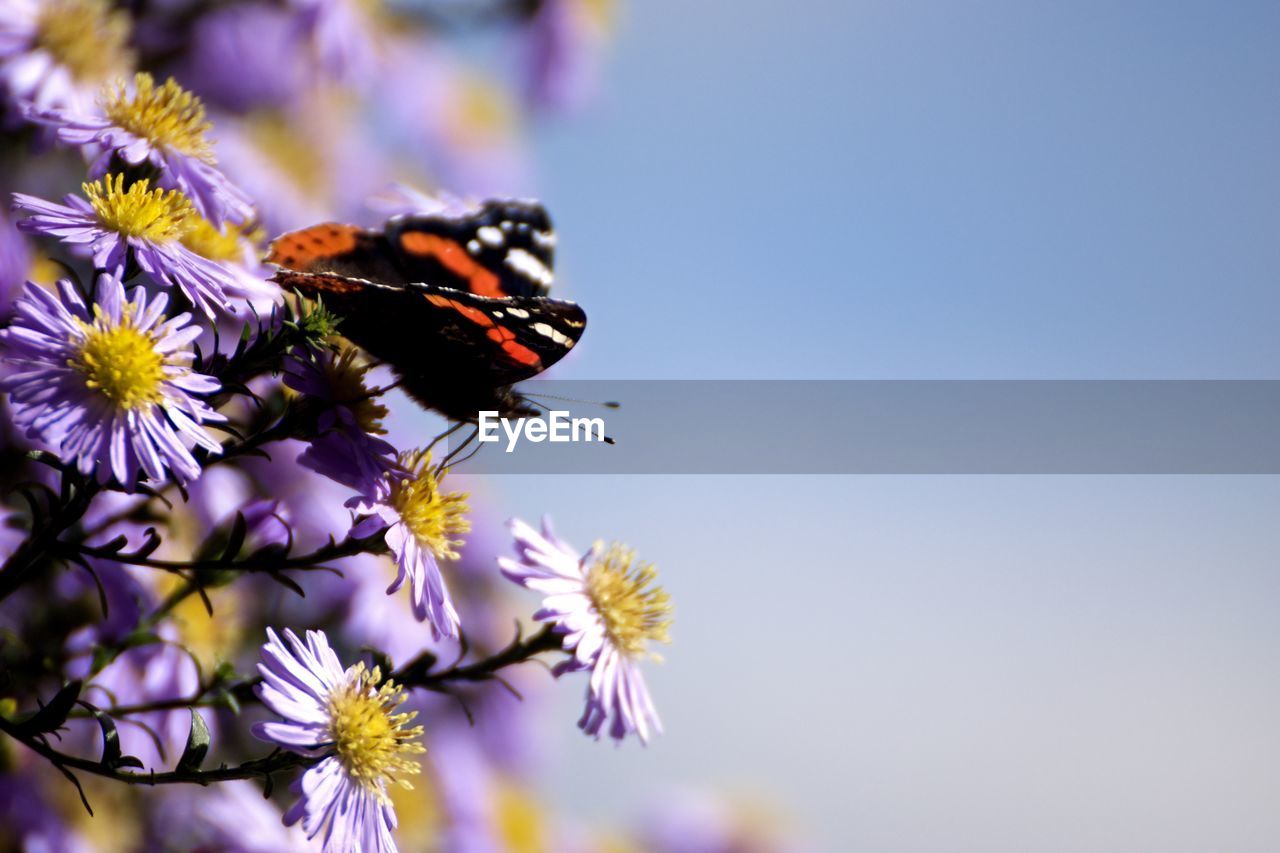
[266,200,585,422]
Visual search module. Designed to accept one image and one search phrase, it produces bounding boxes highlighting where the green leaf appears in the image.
[15,681,82,735]
[86,706,145,770]
[177,710,211,772]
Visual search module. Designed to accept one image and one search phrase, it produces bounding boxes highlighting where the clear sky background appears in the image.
[407,2,1280,849]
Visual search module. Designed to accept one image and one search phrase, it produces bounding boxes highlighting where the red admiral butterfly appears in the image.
[267,200,585,422]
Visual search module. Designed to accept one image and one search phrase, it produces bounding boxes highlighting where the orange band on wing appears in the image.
[424,292,542,367]
[399,232,504,298]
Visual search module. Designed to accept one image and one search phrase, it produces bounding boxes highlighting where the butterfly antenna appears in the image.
[438,424,480,469]
[424,420,466,456]
[520,393,620,410]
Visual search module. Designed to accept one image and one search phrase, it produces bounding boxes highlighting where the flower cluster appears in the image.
[0,2,717,852]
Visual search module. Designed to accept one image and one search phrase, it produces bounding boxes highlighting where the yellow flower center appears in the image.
[585,544,672,658]
[327,663,425,800]
[181,215,259,264]
[70,305,166,410]
[103,73,214,161]
[86,175,194,243]
[388,451,470,560]
[323,348,388,434]
[244,112,328,201]
[34,0,132,84]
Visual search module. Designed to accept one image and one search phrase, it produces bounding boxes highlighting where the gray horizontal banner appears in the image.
[442,381,1280,474]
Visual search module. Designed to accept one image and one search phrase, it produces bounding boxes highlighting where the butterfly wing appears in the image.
[273,272,585,388]
[383,199,556,299]
[266,223,409,285]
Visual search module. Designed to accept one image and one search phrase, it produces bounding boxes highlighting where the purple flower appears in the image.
[0,0,132,118]
[519,0,610,113]
[284,346,399,494]
[0,207,28,316]
[12,175,246,316]
[350,450,470,640]
[180,3,313,114]
[26,73,255,225]
[253,627,425,853]
[0,275,225,490]
[147,780,312,853]
[288,0,379,87]
[74,625,202,770]
[499,517,671,744]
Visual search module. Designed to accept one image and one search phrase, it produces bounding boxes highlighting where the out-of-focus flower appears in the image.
[179,213,280,313]
[147,779,313,853]
[0,207,29,316]
[0,275,224,490]
[181,3,313,114]
[288,0,380,87]
[12,176,247,316]
[636,789,809,853]
[499,517,671,744]
[253,627,424,853]
[27,73,256,225]
[520,0,613,113]
[375,42,531,198]
[81,632,202,769]
[284,346,399,494]
[0,768,93,853]
[0,0,132,117]
[351,450,469,640]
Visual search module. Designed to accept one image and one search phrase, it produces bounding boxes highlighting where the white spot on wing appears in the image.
[467,239,481,254]
[476,225,504,247]
[532,322,572,346]
[505,307,530,319]
[504,248,554,287]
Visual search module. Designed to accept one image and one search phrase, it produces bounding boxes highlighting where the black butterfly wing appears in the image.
[273,271,585,389]
[383,199,556,299]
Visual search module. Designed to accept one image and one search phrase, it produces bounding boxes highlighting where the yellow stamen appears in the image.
[181,214,259,264]
[35,0,132,84]
[327,663,425,800]
[103,73,214,161]
[85,174,193,243]
[585,544,672,658]
[71,304,166,410]
[321,347,389,434]
[388,451,470,560]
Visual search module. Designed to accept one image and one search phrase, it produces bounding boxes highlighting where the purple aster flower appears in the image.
[12,175,246,316]
[147,779,312,853]
[181,3,313,114]
[288,0,380,87]
[253,627,425,853]
[0,0,132,118]
[78,633,202,770]
[25,73,255,225]
[0,207,28,316]
[349,450,469,640]
[0,274,225,490]
[499,517,672,744]
[284,346,399,494]
[519,0,611,113]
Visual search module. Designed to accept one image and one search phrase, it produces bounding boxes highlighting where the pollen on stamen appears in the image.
[388,451,471,561]
[326,663,425,801]
[181,214,260,264]
[323,347,390,435]
[85,174,194,243]
[35,0,133,84]
[70,305,167,411]
[103,73,215,161]
[585,543,673,659]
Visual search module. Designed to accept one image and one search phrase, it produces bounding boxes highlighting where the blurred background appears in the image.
[399,1,1280,849]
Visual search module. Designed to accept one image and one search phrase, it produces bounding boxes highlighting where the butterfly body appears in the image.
[267,200,581,421]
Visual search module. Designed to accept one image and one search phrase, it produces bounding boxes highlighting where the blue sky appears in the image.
[402,2,1280,848]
